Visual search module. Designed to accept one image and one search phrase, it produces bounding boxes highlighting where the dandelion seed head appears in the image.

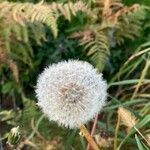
[36,60,107,128]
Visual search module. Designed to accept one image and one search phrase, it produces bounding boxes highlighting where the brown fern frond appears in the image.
[0,1,90,38]
[0,1,91,81]
[69,29,95,42]
[71,0,146,71]
[51,1,91,21]
[0,40,19,82]
[8,60,19,83]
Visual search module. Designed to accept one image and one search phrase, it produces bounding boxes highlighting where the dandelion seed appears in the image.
[36,60,107,129]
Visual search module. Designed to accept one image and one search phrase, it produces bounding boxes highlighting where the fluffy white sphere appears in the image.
[36,60,107,128]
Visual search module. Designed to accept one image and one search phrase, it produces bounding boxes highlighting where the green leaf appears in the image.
[135,134,144,150]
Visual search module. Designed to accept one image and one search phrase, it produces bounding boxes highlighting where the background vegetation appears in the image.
[0,0,150,149]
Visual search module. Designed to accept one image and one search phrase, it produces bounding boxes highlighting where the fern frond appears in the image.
[114,6,146,44]
[79,30,110,71]
[0,1,91,81]
[71,0,147,71]
[0,1,90,38]
[0,40,19,82]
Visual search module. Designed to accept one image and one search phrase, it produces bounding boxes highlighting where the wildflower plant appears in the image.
[36,60,107,149]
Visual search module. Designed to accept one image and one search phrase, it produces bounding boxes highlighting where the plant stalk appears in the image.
[86,114,99,150]
[80,124,99,150]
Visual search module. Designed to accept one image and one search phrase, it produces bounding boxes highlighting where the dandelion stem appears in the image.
[86,114,99,150]
[80,124,99,150]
